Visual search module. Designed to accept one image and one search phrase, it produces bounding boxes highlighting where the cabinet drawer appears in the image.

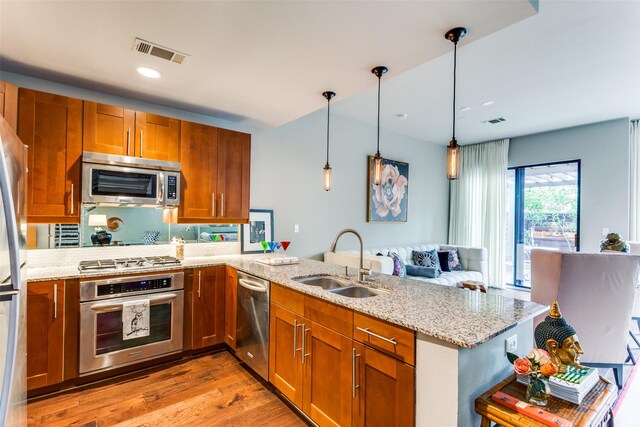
[353,312,415,366]
[304,295,353,337]
[271,282,304,316]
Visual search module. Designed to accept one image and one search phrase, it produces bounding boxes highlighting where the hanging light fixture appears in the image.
[322,91,336,191]
[372,66,388,186]
[445,27,466,180]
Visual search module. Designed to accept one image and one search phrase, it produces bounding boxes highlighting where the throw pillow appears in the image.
[412,249,442,276]
[406,264,440,278]
[447,248,464,271]
[389,252,406,278]
[437,251,451,272]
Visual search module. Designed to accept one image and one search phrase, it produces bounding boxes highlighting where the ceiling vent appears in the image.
[132,37,190,64]
[483,117,506,124]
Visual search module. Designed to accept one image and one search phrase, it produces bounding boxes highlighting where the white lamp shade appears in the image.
[88,214,108,227]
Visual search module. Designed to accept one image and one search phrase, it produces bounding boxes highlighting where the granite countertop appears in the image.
[27,255,547,349]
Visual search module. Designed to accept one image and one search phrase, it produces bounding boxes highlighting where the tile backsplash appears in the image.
[27,242,241,268]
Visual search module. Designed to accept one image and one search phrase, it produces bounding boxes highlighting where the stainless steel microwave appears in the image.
[82,152,180,207]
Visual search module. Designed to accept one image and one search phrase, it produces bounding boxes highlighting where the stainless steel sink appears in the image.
[329,286,388,298]
[295,275,351,290]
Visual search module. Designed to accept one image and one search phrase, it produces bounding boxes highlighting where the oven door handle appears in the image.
[89,293,179,312]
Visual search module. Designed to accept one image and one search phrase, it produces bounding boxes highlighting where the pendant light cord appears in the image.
[452,41,457,140]
[377,75,381,153]
[326,98,331,165]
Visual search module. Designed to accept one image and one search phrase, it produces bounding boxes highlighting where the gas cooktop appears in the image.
[78,256,181,272]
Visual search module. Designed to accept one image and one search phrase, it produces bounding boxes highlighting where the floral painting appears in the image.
[367,156,409,222]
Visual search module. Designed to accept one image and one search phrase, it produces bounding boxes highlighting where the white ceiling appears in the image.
[334,0,640,145]
[0,0,537,128]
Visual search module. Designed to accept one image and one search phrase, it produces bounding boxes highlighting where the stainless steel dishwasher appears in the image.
[236,271,270,380]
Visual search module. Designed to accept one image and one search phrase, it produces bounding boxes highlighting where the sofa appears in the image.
[323,243,487,286]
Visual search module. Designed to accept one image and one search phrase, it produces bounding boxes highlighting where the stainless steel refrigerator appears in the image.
[0,117,27,426]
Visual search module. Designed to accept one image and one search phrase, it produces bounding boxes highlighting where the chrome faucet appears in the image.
[329,228,370,282]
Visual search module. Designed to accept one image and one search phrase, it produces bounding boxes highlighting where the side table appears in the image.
[475,375,617,427]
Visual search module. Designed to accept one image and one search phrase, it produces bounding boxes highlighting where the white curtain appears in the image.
[448,138,509,288]
[630,120,640,241]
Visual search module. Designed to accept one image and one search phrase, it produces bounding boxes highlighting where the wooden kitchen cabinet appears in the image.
[269,303,304,407]
[191,266,225,349]
[178,122,250,224]
[27,280,65,391]
[224,267,237,350]
[0,80,18,131]
[83,101,179,161]
[18,88,82,223]
[352,342,415,427]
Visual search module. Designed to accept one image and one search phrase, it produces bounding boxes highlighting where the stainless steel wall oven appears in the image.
[79,272,184,375]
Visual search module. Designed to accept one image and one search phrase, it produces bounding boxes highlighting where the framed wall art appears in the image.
[241,209,274,253]
[367,156,409,222]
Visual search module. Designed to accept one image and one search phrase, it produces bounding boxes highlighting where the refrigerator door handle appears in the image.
[0,135,22,289]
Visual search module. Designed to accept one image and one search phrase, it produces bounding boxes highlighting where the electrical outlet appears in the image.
[505,335,518,355]
[294,224,299,233]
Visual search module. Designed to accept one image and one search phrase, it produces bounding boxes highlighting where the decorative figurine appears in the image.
[534,301,584,373]
[600,232,630,253]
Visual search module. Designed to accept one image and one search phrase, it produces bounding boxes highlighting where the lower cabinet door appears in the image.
[269,303,303,407]
[303,322,353,427]
[192,266,225,349]
[224,267,237,350]
[352,342,415,427]
[27,280,65,390]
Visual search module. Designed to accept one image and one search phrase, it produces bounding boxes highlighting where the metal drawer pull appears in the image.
[293,319,298,359]
[352,348,361,397]
[211,193,216,217]
[53,283,58,319]
[197,271,202,298]
[70,184,74,215]
[126,128,131,155]
[356,326,397,346]
[139,129,143,157]
[221,193,224,217]
[301,324,309,364]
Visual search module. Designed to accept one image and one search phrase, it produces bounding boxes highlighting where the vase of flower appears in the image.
[507,348,558,407]
[526,374,550,406]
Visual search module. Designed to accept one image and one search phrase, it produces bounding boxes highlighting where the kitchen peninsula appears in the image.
[27,251,546,427]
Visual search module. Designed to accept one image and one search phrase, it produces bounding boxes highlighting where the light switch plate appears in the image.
[294,224,299,233]
[505,335,518,354]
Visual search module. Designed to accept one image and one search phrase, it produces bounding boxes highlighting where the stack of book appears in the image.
[517,365,599,404]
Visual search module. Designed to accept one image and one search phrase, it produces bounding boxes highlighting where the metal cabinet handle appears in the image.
[53,283,58,319]
[139,129,143,158]
[352,348,361,397]
[197,270,202,298]
[356,326,397,346]
[301,324,309,364]
[293,319,298,359]
[126,128,131,156]
[211,193,216,217]
[221,193,224,217]
[69,184,74,215]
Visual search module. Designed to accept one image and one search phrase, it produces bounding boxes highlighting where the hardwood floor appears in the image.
[27,352,306,427]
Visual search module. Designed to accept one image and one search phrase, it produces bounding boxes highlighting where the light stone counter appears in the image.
[27,255,546,349]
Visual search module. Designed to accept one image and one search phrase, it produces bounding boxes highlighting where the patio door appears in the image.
[505,161,580,287]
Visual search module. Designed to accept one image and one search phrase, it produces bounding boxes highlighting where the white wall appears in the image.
[508,118,630,252]
[2,72,450,259]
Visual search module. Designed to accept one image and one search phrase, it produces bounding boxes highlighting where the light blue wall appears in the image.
[3,72,450,258]
[508,118,630,252]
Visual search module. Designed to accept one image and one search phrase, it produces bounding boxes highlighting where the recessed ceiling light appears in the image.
[396,113,408,119]
[137,67,161,79]
[459,106,471,112]
[481,100,494,107]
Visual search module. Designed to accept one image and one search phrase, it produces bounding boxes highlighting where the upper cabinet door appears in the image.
[216,128,250,222]
[134,112,180,162]
[18,89,82,223]
[0,80,19,132]
[178,121,217,222]
[83,102,135,156]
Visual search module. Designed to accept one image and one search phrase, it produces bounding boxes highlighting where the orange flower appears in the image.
[540,362,558,377]
[514,357,533,376]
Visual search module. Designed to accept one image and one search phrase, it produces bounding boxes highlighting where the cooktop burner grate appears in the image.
[78,256,181,271]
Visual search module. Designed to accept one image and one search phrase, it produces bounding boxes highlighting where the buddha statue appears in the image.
[600,232,630,253]
[534,301,584,373]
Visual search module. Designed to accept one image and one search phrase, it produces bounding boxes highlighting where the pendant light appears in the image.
[322,91,336,191]
[372,66,388,186]
[445,27,466,180]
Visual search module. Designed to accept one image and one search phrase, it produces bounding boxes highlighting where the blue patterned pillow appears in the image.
[412,250,442,276]
[389,252,406,278]
[406,264,440,278]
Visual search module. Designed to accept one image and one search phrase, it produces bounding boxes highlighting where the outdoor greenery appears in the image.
[523,185,578,248]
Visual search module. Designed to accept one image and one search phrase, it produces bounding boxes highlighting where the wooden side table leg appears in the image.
[481,416,491,427]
